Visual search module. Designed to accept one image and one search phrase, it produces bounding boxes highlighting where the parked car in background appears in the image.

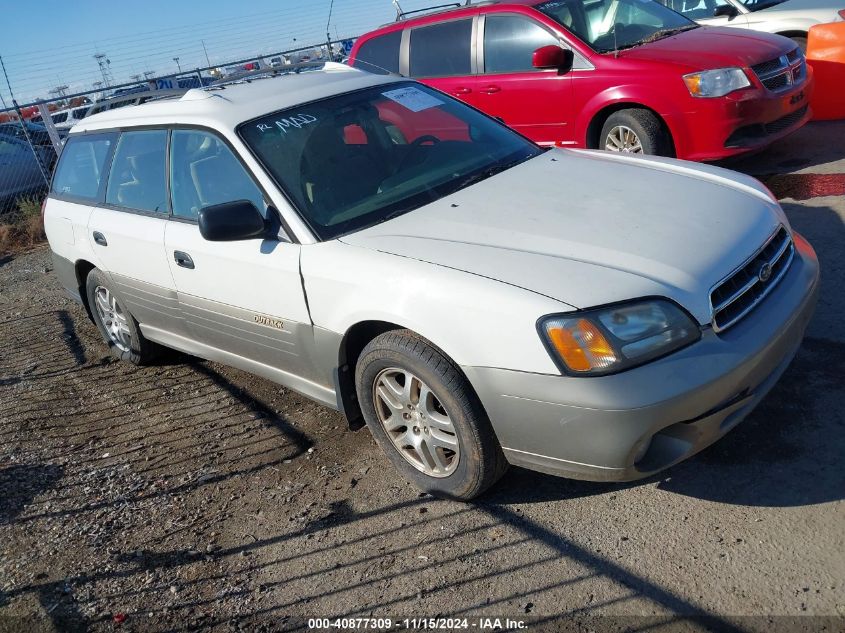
[0,134,50,212]
[658,0,845,50]
[32,105,90,137]
[350,0,813,161]
[44,65,819,499]
[86,89,189,117]
[0,120,53,146]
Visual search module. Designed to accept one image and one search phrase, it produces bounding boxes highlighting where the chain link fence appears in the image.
[0,38,357,238]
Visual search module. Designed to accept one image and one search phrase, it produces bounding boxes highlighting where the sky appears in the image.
[0,0,433,106]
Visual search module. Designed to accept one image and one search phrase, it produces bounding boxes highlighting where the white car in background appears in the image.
[661,0,845,48]
[43,64,819,499]
[32,105,90,138]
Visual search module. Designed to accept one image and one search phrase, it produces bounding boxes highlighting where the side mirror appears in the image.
[198,200,267,242]
[532,45,574,71]
[713,4,739,17]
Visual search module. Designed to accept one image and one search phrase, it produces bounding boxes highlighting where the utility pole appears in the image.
[201,40,212,68]
[173,57,182,73]
[326,0,335,61]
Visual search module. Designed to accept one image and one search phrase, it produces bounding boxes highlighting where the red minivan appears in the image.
[349,0,813,161]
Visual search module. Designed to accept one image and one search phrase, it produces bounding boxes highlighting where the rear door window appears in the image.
[105,130,168,214]
[353,30,402,75]
[483,15,560,73]
[409,19,474,77]
[51,133,116,200]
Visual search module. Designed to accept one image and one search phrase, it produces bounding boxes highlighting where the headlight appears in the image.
[683,68,750,98]
[538,299,701,376]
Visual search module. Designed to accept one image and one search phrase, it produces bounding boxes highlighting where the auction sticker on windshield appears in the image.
[382,86,444,112]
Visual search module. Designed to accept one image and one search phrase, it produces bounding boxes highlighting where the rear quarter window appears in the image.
[51,133,117,200]
[353,30,402,75]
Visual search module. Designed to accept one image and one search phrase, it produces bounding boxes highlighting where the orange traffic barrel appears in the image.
[806,21,845,121]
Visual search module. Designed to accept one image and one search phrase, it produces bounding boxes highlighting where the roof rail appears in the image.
[393,1,472,21]
[208,61,346,87]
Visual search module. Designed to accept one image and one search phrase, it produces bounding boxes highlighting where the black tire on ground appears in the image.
[599,108,673,156]
[788,36,807,52]
[355,330,508,500]
[85,268,160,365]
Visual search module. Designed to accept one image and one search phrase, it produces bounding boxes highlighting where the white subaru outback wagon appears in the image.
[44,63,819,499]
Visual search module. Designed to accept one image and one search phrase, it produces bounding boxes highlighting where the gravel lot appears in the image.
[1,122,843,632]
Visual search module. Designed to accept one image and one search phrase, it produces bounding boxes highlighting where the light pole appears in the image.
[94,53,112,87]
[173,57,182,73]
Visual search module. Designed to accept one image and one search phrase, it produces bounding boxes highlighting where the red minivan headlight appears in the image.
[683,68,751,98]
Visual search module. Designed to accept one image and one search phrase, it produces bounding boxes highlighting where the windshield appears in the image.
[239,82,542,240]
[537,0,697,53]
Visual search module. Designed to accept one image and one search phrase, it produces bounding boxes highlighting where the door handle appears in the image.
[480,85,501,94]
[174,251,195,270]
[93,231,108,247]
[453,87,472,95]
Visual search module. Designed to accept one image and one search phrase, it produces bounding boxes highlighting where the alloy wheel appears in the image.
[93,286,132,352]
[373,367,460,478]
[605,125,644,153]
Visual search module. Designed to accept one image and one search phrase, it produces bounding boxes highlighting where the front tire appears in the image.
[600,109,672,156]
[355,330,507,500]
[85,268,160,365]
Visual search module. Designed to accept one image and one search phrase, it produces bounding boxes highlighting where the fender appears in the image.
[575,83,687,153]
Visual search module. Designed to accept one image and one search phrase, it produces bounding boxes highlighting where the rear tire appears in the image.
[85,268,160,365]
[355,330,508,500]
[600,109,672,157]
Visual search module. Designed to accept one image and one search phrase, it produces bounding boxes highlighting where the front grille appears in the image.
[751,58,783,76]
[710,226,794,332]
[762,73,789,91]
[751,49,805,93]
[765,105,808,135]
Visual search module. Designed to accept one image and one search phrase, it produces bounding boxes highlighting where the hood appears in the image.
[764,0,843,12]
[618,26,794,69]
[340,150,784,325]
[760,0,845,16]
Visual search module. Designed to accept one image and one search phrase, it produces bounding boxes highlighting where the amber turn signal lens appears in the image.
[546,318,617,373]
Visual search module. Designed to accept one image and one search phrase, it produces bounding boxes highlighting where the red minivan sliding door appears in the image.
[474,12,575,146]
[407,17,487,110]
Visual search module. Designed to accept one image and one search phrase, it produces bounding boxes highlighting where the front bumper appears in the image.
[667,72,814,162]
[464,233,819,482]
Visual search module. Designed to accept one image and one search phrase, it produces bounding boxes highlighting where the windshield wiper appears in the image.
[456,156,531,191]
[638,24,699,45]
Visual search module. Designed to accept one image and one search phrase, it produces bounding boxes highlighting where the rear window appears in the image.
[51,133,116,200]
[51,112,69,124]
[409,19,473,77]
[353,30,402,75]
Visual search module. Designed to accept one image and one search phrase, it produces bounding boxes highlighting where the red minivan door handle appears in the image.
[480,85,501,94]
[453,87,472,95]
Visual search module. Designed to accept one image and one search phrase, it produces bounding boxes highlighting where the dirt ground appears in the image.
[1,122,844,633]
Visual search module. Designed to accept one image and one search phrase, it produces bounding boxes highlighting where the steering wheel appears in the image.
[395,135,441,173]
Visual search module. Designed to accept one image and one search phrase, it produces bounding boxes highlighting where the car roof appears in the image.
[73,63,401,135]
[377,0,542,29]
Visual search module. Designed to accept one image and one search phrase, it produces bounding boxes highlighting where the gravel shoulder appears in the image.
[1,123,843,632]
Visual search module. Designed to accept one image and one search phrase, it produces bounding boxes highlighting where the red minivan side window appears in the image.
[409,19,474,78]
